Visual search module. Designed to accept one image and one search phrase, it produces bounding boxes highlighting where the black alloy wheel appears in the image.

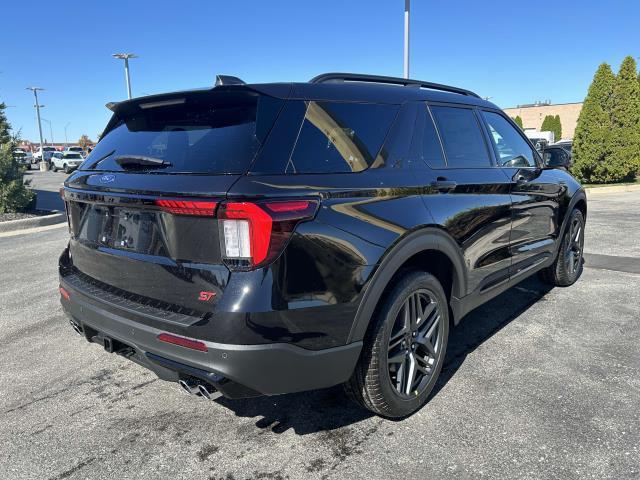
[539,208,585,287]
[345,271,449,417]
[564,214,584,277]
[387,289,443,397]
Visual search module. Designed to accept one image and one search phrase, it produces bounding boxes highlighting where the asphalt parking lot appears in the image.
[1,189,639,480]
[24,169,66,212]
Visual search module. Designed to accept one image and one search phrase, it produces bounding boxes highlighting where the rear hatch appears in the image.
[62,88,285,314]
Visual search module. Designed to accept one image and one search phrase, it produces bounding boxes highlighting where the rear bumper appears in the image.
[60,280,362,397]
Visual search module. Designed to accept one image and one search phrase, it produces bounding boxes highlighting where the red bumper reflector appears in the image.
[262,200,312,213]
[155,199,218,216]
[59,285,70,301]
[157,333,208,352]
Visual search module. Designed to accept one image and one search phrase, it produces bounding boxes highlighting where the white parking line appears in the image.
[0,222,67,238]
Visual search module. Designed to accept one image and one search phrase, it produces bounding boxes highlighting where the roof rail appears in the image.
[309,72,481,99]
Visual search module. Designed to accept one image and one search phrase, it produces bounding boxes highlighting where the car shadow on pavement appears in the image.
[214,385,373,435]
[215,276,554,435]
[431,276,554,400]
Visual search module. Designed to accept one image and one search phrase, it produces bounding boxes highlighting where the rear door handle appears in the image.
[431,178,457,192]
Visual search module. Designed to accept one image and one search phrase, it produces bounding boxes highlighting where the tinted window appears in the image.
[409,106,446,168]
[286,101,398,173]
[430,106,491,168]
[82,92,283,174]
[482,111,537,168]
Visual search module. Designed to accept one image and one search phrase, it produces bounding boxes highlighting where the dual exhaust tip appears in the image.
[178,378,218,400]
[69,319,83,336]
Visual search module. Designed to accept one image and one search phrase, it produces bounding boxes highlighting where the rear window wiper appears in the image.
[115,155,172,169]
[85,149,116,170]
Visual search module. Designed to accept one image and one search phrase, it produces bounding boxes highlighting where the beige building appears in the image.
[503,102,583,140]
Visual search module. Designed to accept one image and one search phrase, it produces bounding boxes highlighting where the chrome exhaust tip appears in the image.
[178,379,201,396]
[197,383,219,400]
[69,319,83,336]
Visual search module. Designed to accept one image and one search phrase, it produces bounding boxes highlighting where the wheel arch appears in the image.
[560,188,587,241]
[347,227,466,343]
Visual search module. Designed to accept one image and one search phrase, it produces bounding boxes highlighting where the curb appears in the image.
[584,184,640,195]
[0,211,66,234]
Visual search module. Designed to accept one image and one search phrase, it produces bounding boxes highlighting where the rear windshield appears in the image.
[82,91,283,174]
[64,153,83,159]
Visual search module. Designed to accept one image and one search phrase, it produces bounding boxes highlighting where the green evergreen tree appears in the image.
[540,115,562,142]
[554,115,562,141]
[540,115,554,134]
[0,103,35,213]
[572,63,616,183]
[540,114,562,142]
[0,103,12,144]
[513,115,523,128]
[609,55,640,181]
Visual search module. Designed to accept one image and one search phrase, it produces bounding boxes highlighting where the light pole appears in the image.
[26,87,47,171]
[42,118,54,146]
[112,53,138,99]
[64,122,71,147]
[403,0,410,79]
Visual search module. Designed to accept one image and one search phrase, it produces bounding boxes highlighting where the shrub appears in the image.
[0,104,36,213]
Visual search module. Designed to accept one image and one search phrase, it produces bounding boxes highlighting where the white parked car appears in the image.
[50,151,84,173]
[33,146,57,163]
[63,146,86,157]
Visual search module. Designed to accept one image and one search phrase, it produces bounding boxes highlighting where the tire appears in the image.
[52,163,57,172]
[63,164,70,174]
[539,209,585,287]
[345,270,449,418]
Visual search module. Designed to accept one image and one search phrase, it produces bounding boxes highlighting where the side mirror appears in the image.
[543,150,571,169]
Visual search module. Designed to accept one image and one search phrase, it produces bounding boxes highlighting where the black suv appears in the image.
[59,73,586,417]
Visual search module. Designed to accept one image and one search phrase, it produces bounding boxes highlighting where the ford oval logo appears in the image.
[100,174,116,184]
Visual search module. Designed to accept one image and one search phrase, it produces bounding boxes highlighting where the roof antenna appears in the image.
[215,75,246,87]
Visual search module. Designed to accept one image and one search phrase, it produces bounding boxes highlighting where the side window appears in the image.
[408,105,446,168]
[430,106,491,168]
[287,101,398,174]
[482,111,537,168]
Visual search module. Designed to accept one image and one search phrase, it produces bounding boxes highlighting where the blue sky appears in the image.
[2,0,639,143]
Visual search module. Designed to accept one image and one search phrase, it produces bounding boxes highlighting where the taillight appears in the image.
[155,199,218,216]
[218,199,319,269]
